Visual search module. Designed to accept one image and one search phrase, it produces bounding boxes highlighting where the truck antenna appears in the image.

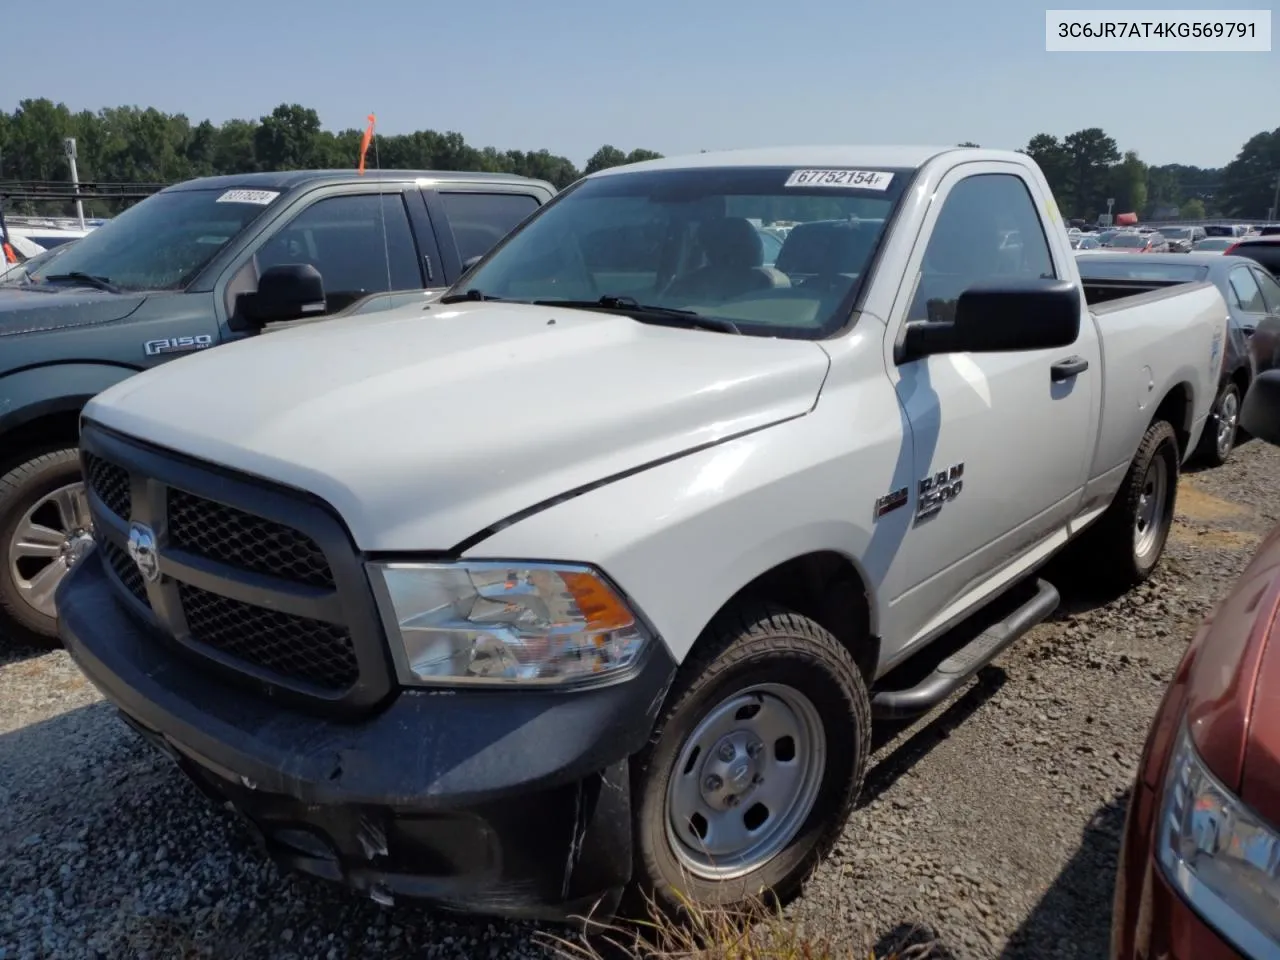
[357,114,394,298]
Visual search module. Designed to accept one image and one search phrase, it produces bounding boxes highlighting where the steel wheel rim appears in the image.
[664,682,827,880]
[1133,453,1169,559]
[1216,390,1239,458]
[6,481,94,619]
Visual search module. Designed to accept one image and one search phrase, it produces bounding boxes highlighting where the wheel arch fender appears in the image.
[0,363,139,459]
[462,423,887,674]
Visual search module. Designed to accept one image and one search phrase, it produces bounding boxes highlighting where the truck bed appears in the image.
[1083,279,1224,487]
[1082,275,1192,309]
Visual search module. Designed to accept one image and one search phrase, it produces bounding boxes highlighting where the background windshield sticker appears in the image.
[784,169,894,190]
[215,189,280,205]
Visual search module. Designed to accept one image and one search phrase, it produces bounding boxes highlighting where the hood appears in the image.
[0,285,147,338]
[85,301,830,550]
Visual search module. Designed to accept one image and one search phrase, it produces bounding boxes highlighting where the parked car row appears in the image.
[0,146,1275,960]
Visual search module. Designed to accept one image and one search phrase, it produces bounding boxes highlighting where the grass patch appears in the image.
[542,889,943,960]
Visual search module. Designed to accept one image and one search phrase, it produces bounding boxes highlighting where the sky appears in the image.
[4,0,1275,170]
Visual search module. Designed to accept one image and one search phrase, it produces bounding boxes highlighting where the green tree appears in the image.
[583,145,629,175]
[1180,198,1206,220]
[253,104,330,171]
[213,119,258,174]
[1022,133,1071,206]
[1219,128,1280,217]
[1062,127,1120,219]
[1107,150,1148,217]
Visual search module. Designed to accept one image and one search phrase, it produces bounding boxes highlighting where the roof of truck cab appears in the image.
[163,169,553,193]
[587,145,1028,177]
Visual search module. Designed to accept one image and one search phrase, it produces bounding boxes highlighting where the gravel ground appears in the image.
[2,439,1277,960]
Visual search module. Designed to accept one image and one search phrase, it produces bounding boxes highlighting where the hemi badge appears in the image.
[875,487,909,518]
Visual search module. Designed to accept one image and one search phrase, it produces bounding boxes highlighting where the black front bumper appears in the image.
[58,556,677,921]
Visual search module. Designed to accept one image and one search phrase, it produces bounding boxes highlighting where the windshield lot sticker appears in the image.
[216,189,280,205]
[784,169,894,190]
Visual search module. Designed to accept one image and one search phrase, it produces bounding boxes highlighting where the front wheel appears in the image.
[0,448,94,646]
[629,604,870,915]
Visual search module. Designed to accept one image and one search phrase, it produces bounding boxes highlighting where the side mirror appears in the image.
[460,255,484,274]
[236,264,327,324]
[898,278,1081,363]
[1240,369,1280,445]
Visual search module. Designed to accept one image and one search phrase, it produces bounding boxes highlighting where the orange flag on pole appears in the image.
[357,114,376,175]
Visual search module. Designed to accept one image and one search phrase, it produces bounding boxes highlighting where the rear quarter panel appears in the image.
[1089,282,1227,478]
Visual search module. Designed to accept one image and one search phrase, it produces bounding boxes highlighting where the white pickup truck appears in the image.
[58,146,1228,922]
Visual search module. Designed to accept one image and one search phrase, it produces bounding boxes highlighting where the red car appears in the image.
[1112,370,1280,959]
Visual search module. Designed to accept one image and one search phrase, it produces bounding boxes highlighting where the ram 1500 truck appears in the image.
[57,147,1228,922]
[0,169,554,643]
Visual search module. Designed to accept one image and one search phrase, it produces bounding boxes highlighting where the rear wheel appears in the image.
[1198,382,1240,467]
[0,448,93,646]
[629,603,869,915]
[1078,420,1179,592]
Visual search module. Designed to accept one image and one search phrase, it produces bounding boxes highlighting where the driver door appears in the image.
[875,165,1097,652]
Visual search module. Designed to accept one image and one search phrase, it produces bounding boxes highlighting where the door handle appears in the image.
[1050,356,1089,382]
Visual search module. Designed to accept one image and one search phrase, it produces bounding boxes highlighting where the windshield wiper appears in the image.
[439,288,506,304]
[532,295,741,334]
[43,272,120,294]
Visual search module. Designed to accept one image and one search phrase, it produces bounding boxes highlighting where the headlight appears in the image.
[1158,721,1280,957]
[368,560,651,686]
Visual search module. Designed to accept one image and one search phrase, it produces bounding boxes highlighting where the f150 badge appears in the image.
[144,334,214,357]
[916,462,964,522]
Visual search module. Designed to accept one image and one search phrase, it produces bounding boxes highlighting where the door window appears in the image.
[438,192,540,263]
[254,193,423,313]
[1228,266,1265,313]
[1251,267,1280,315]
[908,173,1056,323]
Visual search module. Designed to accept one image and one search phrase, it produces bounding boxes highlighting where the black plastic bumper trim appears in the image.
[59,554,676,808]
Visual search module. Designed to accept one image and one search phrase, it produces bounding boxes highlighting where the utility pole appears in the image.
[1270,173,1280,222]
[64,137,86,230]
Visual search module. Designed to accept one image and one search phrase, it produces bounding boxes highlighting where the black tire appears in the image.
[627,602,870,917]
[1197,382,1240,467]
[1078,420,1179,592]
[0,447,87,647]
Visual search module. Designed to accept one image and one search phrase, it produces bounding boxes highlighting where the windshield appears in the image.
[1110,233,1146,248]
[1195,237,1233,250]
[1162,228,1190,239]
[0,242,75,285]
[25,187,280,292]
[1077,259,1207,282]
[450,165,913,338]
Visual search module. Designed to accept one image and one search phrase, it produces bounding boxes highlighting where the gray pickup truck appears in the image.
[0,169,555,643]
